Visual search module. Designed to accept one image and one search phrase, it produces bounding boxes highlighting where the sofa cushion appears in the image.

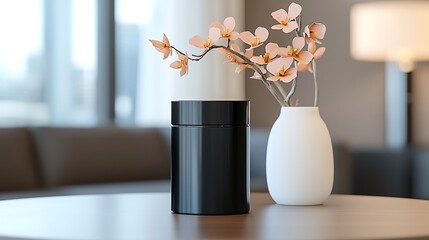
[352,149,412,198]
[0,128,40,191]
[412,150,429,199]
[250,129,270,191]
[332,143,353,194]
[30,127,170,187]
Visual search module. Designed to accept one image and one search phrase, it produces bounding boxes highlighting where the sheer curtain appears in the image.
[134,0,246,126]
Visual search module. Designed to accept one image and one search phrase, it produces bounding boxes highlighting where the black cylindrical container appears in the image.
[171,100,249,215]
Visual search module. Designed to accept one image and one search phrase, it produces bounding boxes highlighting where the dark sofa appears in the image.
[1,127,351,200]
[351,148,429,199]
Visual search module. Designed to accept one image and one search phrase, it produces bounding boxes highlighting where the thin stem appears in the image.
[171,46,199,61]
[191,46,214,58]
[294,15,302,37]
[269,82,289,107]
[274,81,288,100]
[285,61,299,105]
[285,80,297,105]
[312,59,319,106]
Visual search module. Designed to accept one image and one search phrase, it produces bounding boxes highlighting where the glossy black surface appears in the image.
[171,101,249,126]
[171,101,249,215]
[171,126,249,215]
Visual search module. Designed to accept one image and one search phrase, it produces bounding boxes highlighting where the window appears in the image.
[0,0,97,126]
[0,0,244,127]
[0,0,44,125]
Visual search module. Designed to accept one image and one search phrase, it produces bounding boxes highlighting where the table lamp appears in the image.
[351,1,429,148]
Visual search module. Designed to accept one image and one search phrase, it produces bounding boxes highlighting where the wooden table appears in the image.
[0,193,429,240]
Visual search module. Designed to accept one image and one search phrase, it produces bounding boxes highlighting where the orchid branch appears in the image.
[294,15,302,37]
[274,81,288,100]
[312,59,319,106]
[285,61,299,105]
[191,47,215,59]
[171,46,200,61]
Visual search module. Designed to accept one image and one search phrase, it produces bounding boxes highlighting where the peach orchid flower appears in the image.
[218,43,240,63]
[189,27,221,49]
[170,51,189,77]
[298,45,326,72]
[266,57,297,82]
[149,34,172,60]
[210,17,239,41]
[239,27,269,50]
[250,42,279,65]
[234,49,254,73]
[271,3,302,33]
[304,22,326,45]
[250,66,267,80]
[219,42,270,79]
[278,37,313,64]
[221,43,254,73]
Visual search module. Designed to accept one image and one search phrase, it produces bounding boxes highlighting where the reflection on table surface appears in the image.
[0,193,429,240]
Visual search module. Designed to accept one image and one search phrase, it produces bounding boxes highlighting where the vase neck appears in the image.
[279,107,320,118]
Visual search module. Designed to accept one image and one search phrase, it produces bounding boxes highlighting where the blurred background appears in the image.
[1,0,429,199]
[2,0,429,146]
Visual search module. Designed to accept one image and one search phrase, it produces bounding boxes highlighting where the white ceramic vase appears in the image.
[266,107,334,205]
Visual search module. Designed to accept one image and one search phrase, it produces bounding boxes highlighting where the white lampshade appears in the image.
[351,1,429,68]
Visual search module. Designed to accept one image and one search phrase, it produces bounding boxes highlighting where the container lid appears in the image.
[171,101,249,126]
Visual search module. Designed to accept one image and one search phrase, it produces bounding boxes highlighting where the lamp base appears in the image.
[385,62,413,148]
